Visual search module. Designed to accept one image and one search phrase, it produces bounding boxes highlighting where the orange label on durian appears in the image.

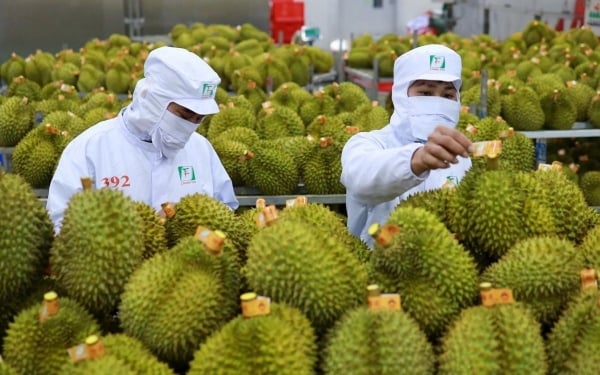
[368,294,401,312]
[537,161,563,171]
[580,269,598,291]
[254,205,279,228]
[39,298,59,323]
[241,296,271,318]
[67,344,89,362]
[471,140,502,158]
[194,226,225,254]
[498,128,515,139]
[373,224,401,247]
[481,288,515,307]
[286,196,307,207]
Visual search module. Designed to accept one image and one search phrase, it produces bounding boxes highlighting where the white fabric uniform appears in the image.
[341,44,472,248]
[47,46,239,233]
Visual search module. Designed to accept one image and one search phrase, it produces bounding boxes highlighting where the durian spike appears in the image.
[80,177,94,190]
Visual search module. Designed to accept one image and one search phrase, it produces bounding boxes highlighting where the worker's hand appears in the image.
[410,125,473,175]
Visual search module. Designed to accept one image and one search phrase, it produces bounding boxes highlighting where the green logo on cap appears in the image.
[429,55,446,71]
[201,83,216,99]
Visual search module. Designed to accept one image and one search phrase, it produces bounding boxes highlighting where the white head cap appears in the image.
[392,43,462,94]
[144,46,221,115]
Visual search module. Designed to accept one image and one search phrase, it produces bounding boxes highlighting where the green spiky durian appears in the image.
[188,302,316,375]
[500,85,545,131]
[206,102,256,141]
[279,202,371,264]
[119,232,240,369]
[324,305,435,375]
[533,168,595,243]
[438,300,548,375]
[1,53,26,85]
[6,75,42,101]
[565,80,595,122]
[76,63,105,93]
[352,101,391,132]
[460,80,501,118]
[0,96,35,147]
[588,91,600,128]
[402,185,457,227]
[2,294,100,375]
[242,139,300,195]
[252,52,292,91]
[0,362,16,375]
[324,82,371,114]
[211,138,251,186]
[50,185,145,317]
[540,88,578,130]
[546,288,600,375]
[302,136,345,194]
[133,201,168,259]
[458,170,557,260]
[481,235,584,328]
[12,131,59,188]
[58,334,175,375]
[579,171,600,206]
[304,45,334,73]
[236,79,268,114]
[368,206,479,339]
[299,90,337,126]
[244,218,368,334]
[255,102,305,139]
[0,169,54,304]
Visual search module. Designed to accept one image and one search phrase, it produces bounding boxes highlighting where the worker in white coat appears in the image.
[47,46,239,233]
[341,44,473,248]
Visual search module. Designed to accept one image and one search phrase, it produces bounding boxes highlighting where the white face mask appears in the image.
[151,109,199,158]
[407,96,460,143]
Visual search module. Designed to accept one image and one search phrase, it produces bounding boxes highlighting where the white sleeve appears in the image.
[46,140,91,234]
[340,132,429,205]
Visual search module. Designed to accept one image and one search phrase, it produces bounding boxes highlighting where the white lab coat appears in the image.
[46,112,239,233]
[341,125,471,248]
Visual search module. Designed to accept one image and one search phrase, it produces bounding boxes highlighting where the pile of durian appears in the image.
[2,136,600,374]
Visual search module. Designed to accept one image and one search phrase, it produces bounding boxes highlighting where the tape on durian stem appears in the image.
[254,205,279,228]
[80,177,94,190]
[471,140,502,158]
[368,223,401,247]
[39,291,59,323]
[537,161,563,172]
[240,292,271,318]
[285,196,307,208]
[366,284,401,312]
[194,226,226,255]
[67,335,105,362]
[479,282,515,307]
[580,269,598,291]
[160,202,176,219]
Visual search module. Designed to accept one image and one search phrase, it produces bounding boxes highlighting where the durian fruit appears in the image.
[533,168,596,243]
[119,229,240,370]
[0,362,16,375]
[236,79,268,114]
[545,287,600,375]
[368,206,479,339]
[579,169,600,206]
[241,139,300,195]
[351,100,391,132]
[579,225,600,270]
[278,200,371,264]
[23,50,54,86]
[255,101,305,139]
[460,79,501,118]
[58,334,175,375]
[481,235,584,329]
[188,300,316,375]
[244,218,368,334]
[540,88,578,130]
[323,286,435,375]
[162,192,248,253]
[2,293,100,375]
[6,75,42,101]
[252,52,292,92]
[0,96,35,147]
[104,58,132,94]
[456,169,557,260]
[305,114,346,140]
[0,52,26,85]
[304,45,334,74]
[565,79,595,121]
[438,284,548,375]
[268,82,300,111]
[206,102,256,141]
[133,201,168,259]
[402,184,457,227]
[299,90,337,126]
[302,136,345,194]
[12,129,59,188]
[499,85,545,131]
[210,137,251,186]
[0,169,54,304]
[49,180,146,317]
[76,63,105,93]
[323,82,371,114]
